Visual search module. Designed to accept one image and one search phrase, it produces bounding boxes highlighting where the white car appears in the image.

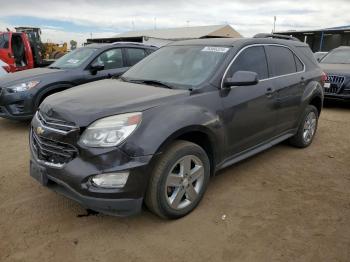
[0,60,9,76]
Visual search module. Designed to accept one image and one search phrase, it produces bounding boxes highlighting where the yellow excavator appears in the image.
[15,27,68,61]
[42,42,68,59]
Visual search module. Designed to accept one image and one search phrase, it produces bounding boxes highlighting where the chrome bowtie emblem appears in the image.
[36,127,45,135]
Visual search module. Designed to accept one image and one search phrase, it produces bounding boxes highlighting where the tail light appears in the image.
[321,72,328,85]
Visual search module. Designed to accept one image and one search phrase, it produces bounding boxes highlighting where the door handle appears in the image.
[265,87,275,97]
[300,77,306,86]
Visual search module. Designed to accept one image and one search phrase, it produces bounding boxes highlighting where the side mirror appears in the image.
[90,63,104,74]
[223,71,259,88]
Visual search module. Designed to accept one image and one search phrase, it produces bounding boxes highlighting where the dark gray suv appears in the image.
[0,42,157,120]
[30,35,324,219]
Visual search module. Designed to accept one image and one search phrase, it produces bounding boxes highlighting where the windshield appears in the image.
[122,45,230,88]
[49,47,97,69]
[321,49,350,64]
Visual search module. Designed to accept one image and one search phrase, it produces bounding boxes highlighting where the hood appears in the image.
[40,79,189,127]
[320,63,350,76]
[0,68,64,87]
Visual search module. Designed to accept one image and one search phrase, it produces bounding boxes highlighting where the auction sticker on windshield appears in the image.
[67,59,80,64]
[202,47,230,53]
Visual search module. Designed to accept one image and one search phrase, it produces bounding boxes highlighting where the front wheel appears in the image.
[145,140,210,219]
[289,105,319,148]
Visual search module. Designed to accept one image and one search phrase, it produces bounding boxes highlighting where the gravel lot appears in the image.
[1,102,350,262]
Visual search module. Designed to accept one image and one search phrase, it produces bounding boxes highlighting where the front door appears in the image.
[221,45,278,158]
[83,48,129,84]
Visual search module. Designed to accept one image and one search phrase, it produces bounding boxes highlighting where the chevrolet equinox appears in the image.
[30,35,324,219]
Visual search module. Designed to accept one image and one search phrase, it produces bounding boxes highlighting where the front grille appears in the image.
[37,111,78,133]
[31,130,78,166]
[325,75,345,94]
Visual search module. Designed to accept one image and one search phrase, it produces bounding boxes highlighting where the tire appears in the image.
[289,105,319,148]
[145,140,210,219]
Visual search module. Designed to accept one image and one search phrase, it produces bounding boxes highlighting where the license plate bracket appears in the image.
[30,161,48,186]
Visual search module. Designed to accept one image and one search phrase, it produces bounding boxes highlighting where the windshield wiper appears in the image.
[119,77,174,89]
[48,66,61,69]
[133,79,174,89]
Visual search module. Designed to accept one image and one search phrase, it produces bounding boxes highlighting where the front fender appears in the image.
[120,100,225,163]
[34,82,74,108]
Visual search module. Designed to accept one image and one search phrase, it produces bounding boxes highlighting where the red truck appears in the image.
[0,31,34,72]
[0,27,55,73]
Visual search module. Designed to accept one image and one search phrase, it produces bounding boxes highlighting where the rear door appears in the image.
[124,47,148,67]
[221,45,278,157]
[264,45,305,133]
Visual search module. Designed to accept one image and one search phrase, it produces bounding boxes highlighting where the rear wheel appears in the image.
[145,140,210,219]
[289,105,319,148]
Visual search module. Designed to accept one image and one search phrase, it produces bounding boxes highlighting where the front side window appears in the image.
[92,48,124,70]
[321,49,350,64]
[123,45,230,88]
[50,47,97,69]
[126,48,146,66]
[227,46,268,80]
[0,34,9,49]
[265,46,297,77]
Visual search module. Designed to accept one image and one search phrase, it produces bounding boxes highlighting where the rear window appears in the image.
[265,46,297,77]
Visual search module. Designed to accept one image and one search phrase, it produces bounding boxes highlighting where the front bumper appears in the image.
[30,159,144,216]
[0,89,35,120]
[30,147,153,216]
[29,114,154,216]
[324,93,350,100]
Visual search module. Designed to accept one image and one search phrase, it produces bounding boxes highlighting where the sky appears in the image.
[1,0,350,47]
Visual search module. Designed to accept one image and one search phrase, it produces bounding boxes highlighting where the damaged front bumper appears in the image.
[29,113,153,216]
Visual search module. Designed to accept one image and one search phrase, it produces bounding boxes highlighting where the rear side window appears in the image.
[265,46,297,77]
[0,34,9,49]
[294,55,304,72]
[228,46,268,80]
[126,48,147,66]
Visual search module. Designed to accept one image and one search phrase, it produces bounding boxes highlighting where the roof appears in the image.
[169,37,308,48]
[85,42,157,49]
[113,25,242,40]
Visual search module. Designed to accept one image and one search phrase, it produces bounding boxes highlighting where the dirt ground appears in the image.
[0,102,350,262]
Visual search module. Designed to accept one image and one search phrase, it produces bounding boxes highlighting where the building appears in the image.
[87,24,242,47]
[277,26,350,52]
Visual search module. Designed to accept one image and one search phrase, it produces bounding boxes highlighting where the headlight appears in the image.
[7,80,40,92]
[79,112,142,147]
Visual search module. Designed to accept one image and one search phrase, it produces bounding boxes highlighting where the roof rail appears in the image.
[253,33,301,42]
[109,41,158,48]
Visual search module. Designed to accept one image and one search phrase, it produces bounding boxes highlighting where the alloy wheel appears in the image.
[165,155,205,210]
[303,111,317,144]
